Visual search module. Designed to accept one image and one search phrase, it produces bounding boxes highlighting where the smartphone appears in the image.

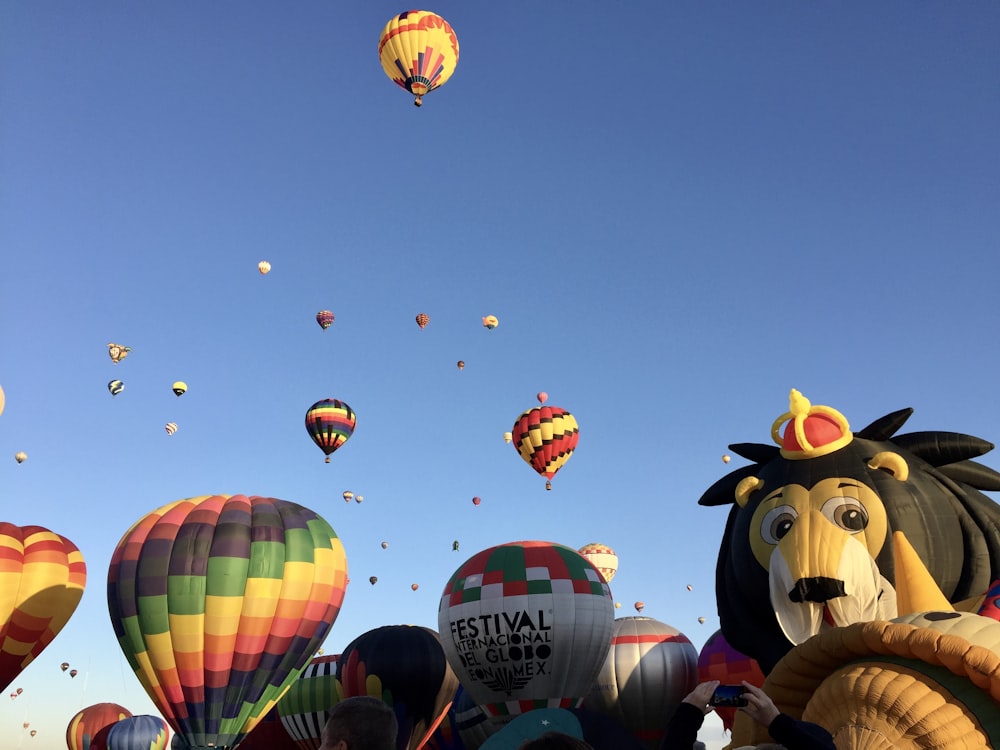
[709,684,747,707]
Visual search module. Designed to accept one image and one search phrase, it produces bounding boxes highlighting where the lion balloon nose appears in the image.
[788,576,847,603]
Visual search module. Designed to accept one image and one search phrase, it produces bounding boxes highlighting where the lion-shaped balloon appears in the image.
[700,389,1000,673]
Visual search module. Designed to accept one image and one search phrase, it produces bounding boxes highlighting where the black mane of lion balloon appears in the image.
[699,391,1000,674]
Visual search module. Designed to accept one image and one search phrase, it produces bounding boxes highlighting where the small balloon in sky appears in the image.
[369,576,378,586]
[457,360,465,371]
[380,541,388,550]
[108,380,124,397]
[722,454,731,463]
[172,381,187,397]
[316,310,335,330]
[164,422,178,436]
[355,495,363,503]
[411,583,419,591]
[415,313,430,329]
[107,343,132,364]
[503,431,512,444]
[472,496,481,506]
[537,391,548,404]
[686,584,693,591]
[698,617,706,624]
[482,315,498,330]
[452,540,460,551]
[343,491,353,503]
[258,260,271,275]
[14,452,26,464]
[634,601,645,613]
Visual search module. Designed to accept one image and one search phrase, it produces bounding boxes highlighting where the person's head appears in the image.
[320,696,398,750]
[517,731,594,749]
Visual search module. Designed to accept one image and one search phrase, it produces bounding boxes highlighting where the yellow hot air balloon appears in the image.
[171,381,187,397]
[378,11,459,107]
[258,260,271,275]
[578,543,619,584]
[343,491,354,504]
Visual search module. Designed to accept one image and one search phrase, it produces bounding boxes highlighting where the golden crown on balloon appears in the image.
[770,389,853,460]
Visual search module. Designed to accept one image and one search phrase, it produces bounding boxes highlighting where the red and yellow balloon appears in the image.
[378,11,459,107]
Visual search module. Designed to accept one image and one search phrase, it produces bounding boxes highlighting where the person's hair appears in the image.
[517,731,593,749]
[322,696,398,750]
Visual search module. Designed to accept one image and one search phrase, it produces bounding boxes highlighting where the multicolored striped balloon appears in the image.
[105,714,170,750]
[512,406,580,489]
[315,311,335,331]
[305,399,356,463]
[277,654,341,750]
[438,541,613,720]
[0,523,87,691]
[107,494,349,750]
[67,702,132,750]
[379,11,459,107]
[584,617,699,750]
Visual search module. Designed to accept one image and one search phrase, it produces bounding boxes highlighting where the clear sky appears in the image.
[2,3,999,749]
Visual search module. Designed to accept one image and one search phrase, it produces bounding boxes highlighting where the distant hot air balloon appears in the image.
[16,687,22,695]
[415,313,430,329]
[106,494,349,750]
[503,432,512,444]
[107,343,132,364]
[697,617,706,625]
[105,715,171,750]
[305,399,356,463]
[577,543,619,584]
[686,585,693,592]
[411,583,420,591]
[439,541,614,719]
[0,384,4,417]
[14,451,26,464]
[0,524,86,692]
[60,662,69,672]
[277,654,341,750]
[164,422,178,436]
[66,703,133,750]
[634,602,645,613]
[30,730,36,737]
[456,361,465,371]
[23,721,29,729]
[378,11,459,107]
[381,542,389,550]
[8,692,15,699]
[70,669,78,678]
[512,405,579,490]
[696,630,765,732]
[482,316,498,330]
[258,260,271,275]
[615,602,622,609]
[452,540,459,552]
[370,577,378,586]
[584,617,699,750]
[171,382,187,397]
[338,625,459,750]
[316,311,335,330]
[471,496,481,506]
[536,392,548,404]
[355,495,363,504]
[108,380,124,397]
[343,491,354,503]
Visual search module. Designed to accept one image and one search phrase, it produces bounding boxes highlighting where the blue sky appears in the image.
[2,3,999,748]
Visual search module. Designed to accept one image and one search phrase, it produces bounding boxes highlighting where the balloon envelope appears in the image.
[305,399,356,463]
[107,494,348,750]
[315,311,334,330]
[415,313,430,329]
[108,380,125,397]
[105,715,171,750]
[584,617,699,750]
[0,523,86,691]
[696,629,765,732]
[577,543,619,584]
[378,11,459,106]
[258,261,270,275]
[438,541,614,720]
[67,703,132,750]
[512,406,579,487]
[276,653,341,750]
[171,382,187,397]
[337,625,459,750]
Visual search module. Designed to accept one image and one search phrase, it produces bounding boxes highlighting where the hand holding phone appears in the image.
[709,684,747,707]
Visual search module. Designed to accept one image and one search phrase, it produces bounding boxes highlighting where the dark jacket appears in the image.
[659,703,836,750]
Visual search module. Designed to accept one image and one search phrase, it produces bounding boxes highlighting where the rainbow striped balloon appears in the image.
[305,399,356,463]
[107,495,348,750]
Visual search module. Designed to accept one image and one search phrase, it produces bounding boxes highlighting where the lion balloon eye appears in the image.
[822,497,869,533]
[761,506,798,544]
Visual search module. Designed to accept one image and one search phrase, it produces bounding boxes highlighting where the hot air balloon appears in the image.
[66,703,133,750]
[105,715,171,750]
[452,541,459,552]
[106,494,349,750]
[355,495,363,504]
[30,730,36,737]
[234,706,297,750]
[370,577,378,586]
[536,392,548,404]
[23,721,28,728]
[108,380,125,397]
[316,310,335,330]
[171,382,187,397]
[722,454,731,464]
[415,313,430,329]
[686,585,693,591]
[337,625,459,750]
[258,260,271,275]
[8,692,14,699]
[577,543,619,584]
[305,399,356,463]
[70,669,78,678]
[0,383,4,417]
[14,451,26,464]
[108,343,132,364]
[343,491,354,503]
[277,654,340,750]
[482,316,498,330]
[456,361,465,371]
[0,524,86,691]
[381,542,389,550]
[61,662,69,672]
[697,629,765,733]
[411,583,420,591]
[634,602,645,613]
[472,496,481,506]
[16,687,22,695]
[503,432,512,444]
[512,405,579,490]
[439,541,614,720]
[697,617,706,624]
[378,11,459,107]
[164,422,178,435]
[615,602,622,609]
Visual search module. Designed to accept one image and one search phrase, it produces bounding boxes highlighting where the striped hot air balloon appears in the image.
[105,715,171,750]
[0,524,87,691]
[378,11,459,107]
[107,494,349,750]
[277,654,340,750]
[305,399,356,463]
[577,543,619,584]
[315,311,334,331]
[415,313,430,329]
[66,703,132,750]
[108,380,125,397]
[164,422,178,436]
[512,405,580,490]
